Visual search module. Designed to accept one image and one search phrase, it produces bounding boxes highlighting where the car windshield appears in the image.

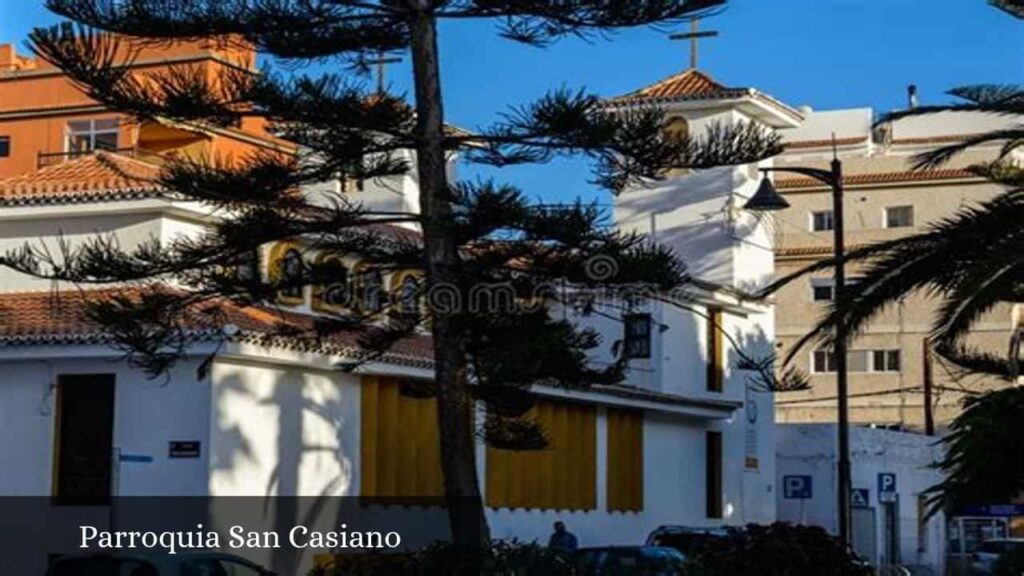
[649,532,723,556]
[981,540,1024,554]
[577,548,684,576]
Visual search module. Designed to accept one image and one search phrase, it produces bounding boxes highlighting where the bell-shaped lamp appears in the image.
[744,176,790,212]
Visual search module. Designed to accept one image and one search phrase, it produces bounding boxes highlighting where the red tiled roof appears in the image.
[610,69,749,104]
[891,133,984,145]
[0,152,163,205]
[0,288,433,368]
[777,244,869,258]
[777,168,978,190]
[783,137,868,150]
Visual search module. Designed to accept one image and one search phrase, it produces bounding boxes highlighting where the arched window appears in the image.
[268,242,305,305]
[312,254,351,312]
[355,264,384,314]
[663,116,691,177]
[390,271,423,316]
[664,116,689,143]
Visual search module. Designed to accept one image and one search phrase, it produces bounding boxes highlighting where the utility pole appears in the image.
[923,338,935,436]
[743,137,852,545]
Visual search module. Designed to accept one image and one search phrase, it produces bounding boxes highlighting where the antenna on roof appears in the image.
[669,17,719,70]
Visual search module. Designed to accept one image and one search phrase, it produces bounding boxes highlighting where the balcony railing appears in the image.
[36,146,164,169]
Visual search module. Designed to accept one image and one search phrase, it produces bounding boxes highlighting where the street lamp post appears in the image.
[744,157,852,545]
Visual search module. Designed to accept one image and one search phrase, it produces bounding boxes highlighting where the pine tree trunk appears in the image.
[407,4,491,549]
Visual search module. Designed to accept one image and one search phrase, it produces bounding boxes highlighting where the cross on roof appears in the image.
[669,17,719,70]
[363,51,403,94]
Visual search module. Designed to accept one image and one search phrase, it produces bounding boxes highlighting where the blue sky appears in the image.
[2,0,1021,203]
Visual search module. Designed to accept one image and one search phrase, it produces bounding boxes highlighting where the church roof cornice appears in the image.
[603,68,803,128]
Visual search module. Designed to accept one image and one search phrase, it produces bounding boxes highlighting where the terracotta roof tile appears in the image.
[891,133,984,145]
[0,288,433,368]
[0,152,163,205]
[777,244,869,258]
[783,137,868,150]
[777,168,978,190]
[610,69,749,104]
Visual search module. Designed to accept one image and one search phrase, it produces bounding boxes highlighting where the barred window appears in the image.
[623,314,652,359]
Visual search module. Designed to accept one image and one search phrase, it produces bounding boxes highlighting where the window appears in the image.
[66,118,119,153]
[623,314,652,359]
[812,349,902,374]
[664,116,689,142]
[706,308,724,392]
[607,409,644,513]
[874,349,902,372]
[487,400,597,511]
[0,136,9,158]
[268,242,305,305]
[357,266,384,313]
[390,271,422,316]
[706,431,723,519]
[811,279,834,302]
[885,205,914,228]
[361,376,443,498]
[312,254,350,312]
[810,210,834,232]
[810,277,862,302]
[662,117,691,178]
[279,249,304,301]
[812,349,837,373]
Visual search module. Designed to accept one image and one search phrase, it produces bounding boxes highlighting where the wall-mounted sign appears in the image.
[878,473,897,494]
[169,441,201,458]
[852,488,870,508]
[783,475,813,499]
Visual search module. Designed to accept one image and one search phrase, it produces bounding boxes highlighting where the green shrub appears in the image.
[688,523,873,576]
[310,540,574,576]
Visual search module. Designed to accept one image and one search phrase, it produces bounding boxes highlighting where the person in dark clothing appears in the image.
[548,521,579,551]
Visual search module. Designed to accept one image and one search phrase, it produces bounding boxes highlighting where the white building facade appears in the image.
[0,67,789,573]
[776,424,947,574]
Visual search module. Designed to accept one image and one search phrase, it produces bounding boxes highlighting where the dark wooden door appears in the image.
[55,374,115,504]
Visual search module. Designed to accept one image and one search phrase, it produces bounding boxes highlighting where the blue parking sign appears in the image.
[878,473,897,495]
[783,475,813,499]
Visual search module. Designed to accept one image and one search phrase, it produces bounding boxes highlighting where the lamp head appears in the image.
[744,174,790,212]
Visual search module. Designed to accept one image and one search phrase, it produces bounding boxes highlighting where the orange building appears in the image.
[0,36,289,180]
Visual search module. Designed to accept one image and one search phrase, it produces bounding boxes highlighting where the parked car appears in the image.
[45,552,275,576]
[645,526,729,557]
[577,546,688,575]
[971,538,1024,574]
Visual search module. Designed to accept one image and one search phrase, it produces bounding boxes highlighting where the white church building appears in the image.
[0,47,799,572]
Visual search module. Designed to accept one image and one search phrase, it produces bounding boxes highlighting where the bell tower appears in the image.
[607,67,803,291]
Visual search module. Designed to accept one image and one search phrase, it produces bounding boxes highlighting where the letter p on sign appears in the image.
[783,475,812,499]
[878,472,897,494]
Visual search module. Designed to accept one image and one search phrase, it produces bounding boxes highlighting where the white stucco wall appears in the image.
[0,204,215,292]
[776,424,946,572]
[0,352,211,496]
[207,357,360,497]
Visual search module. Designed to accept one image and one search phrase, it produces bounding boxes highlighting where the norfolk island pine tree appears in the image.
[5,0,785,550]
